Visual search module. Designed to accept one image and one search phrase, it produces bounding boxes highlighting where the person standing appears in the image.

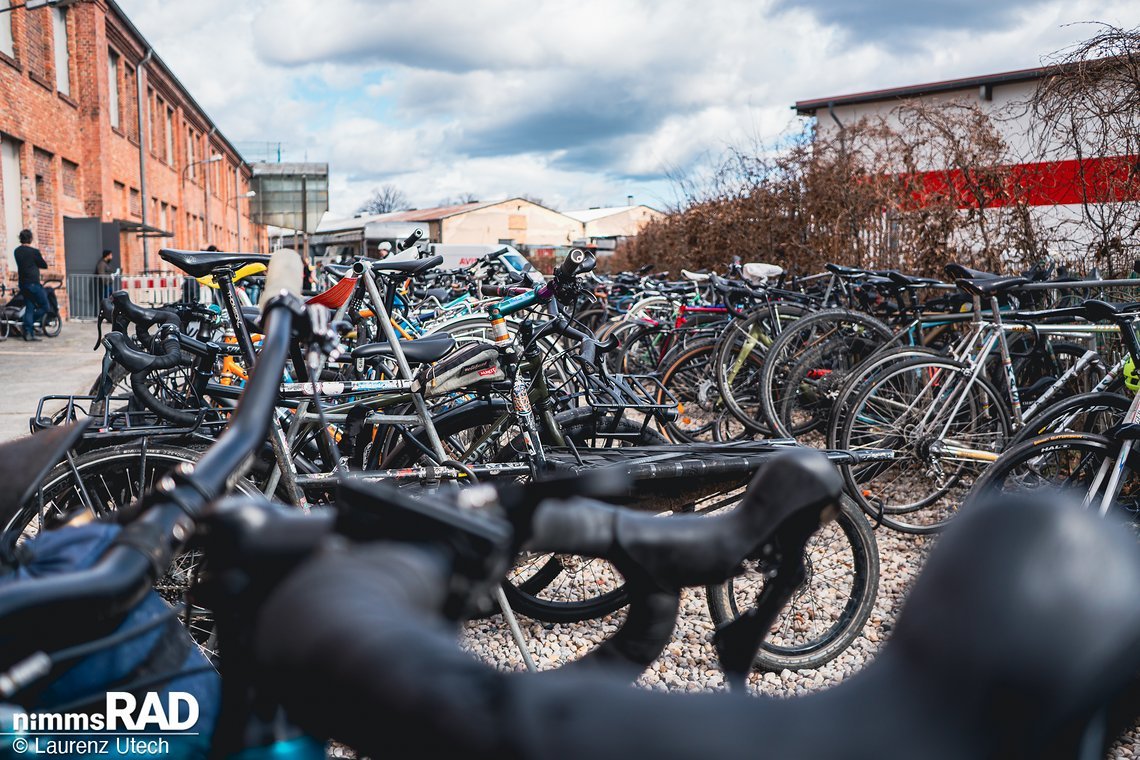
[14,229,48,342]
[95,249,115,300]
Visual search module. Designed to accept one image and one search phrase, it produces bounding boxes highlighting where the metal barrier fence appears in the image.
[67,273,198,319]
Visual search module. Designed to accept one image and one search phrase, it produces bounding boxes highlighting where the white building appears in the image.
[794,62,1138,266]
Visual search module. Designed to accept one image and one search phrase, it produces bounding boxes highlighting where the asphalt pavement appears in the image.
[0,321,103,441]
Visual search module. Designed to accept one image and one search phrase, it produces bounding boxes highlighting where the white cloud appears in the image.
[114,0,1140,216]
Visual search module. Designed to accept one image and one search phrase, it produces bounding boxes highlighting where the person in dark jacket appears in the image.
[14,229,48,341]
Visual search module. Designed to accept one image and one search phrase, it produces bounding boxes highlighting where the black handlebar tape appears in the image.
[399,228,425,252]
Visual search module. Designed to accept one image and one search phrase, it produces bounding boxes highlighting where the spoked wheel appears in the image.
[759,310,894,439]
[657,340,749,443]
[3,444,260,658]
[499,410,669,624]
[706,495,879,671]
[967,433,1140,522]
[715,304,805,435]
[838,356,1010,534]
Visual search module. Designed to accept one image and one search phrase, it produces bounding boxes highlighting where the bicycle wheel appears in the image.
[826,346,945,449]
[1009,391,1131,449]
[384,402,657,624]
[715,304,805,435]
[4,444,260,655]
[616,322,672,376]
[656,340,738,443]
[706,494,879,671]
[838,356,1011,534]
[759,310,894,439]
[967,433,1140,519]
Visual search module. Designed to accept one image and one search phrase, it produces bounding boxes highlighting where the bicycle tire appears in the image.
[714,306,802,436]
[384,402,663,624]
[966,433,1140,518]
[758,310,894,439]
[656,340,745,443]
[1009,391,1131,449]
[837,355,1011,534]
[706,493,879,671]
[3,444,260,656]
[826,346,945,449]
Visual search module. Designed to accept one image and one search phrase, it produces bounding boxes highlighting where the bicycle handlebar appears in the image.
[398,228,424,252]
[252,490,1140,759]
[519,449,842,671]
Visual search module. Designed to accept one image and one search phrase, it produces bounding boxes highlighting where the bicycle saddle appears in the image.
[954,276,1029,298]
[886,271,943,288]
[742,263,783,285]
[944,263,998,280]
[369,255,445,276]
[825,263,889,278]
[159,249,273,278]
[351,333,457,364]
[681,269,710,283]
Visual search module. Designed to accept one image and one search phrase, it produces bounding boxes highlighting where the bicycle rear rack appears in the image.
[31,394,229,440]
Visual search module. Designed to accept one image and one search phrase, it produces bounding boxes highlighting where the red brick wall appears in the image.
[0,0,264,288]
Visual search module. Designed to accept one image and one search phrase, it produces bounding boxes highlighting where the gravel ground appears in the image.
[461,525,1140,757]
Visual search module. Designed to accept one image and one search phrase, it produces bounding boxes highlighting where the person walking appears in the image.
[14,229,48,342]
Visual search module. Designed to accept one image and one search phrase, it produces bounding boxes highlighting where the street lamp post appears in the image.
[181,153,222,248]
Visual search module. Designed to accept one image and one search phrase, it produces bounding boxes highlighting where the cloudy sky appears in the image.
[116,0,1140,217]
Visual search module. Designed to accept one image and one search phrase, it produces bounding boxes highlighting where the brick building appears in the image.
[0,0,262,292]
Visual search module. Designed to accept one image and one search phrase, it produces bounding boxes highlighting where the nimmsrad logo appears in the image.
[12,692,199,732]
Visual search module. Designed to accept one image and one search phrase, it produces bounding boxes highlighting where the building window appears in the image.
[186,129,195,179]
[61,159,79,198]
[52,7,70,96]
[114,181,125,216]
[108,49,121,128]
[0,1,13,58]
[165,107,174,166]
[129,187,141,217]
[1,134,22,273]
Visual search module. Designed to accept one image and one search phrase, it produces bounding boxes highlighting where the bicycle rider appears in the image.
[14,229,49,342]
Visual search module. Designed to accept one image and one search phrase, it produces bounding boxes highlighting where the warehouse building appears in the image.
[794,60,1137,262]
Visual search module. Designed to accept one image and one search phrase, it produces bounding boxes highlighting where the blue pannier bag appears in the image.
[0,522,219,760]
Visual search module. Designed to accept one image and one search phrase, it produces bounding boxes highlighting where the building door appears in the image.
[0,135,22,273]
[63,217,103,318]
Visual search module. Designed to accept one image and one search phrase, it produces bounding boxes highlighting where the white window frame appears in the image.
[52,7,70,96]
[108,49,120,128]
[165,107,174,165]
[0,2,13,58]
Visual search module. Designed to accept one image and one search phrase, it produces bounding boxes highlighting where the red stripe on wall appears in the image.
[910,156,1140,209]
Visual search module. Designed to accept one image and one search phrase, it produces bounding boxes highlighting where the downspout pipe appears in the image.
[136,48,153,272]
